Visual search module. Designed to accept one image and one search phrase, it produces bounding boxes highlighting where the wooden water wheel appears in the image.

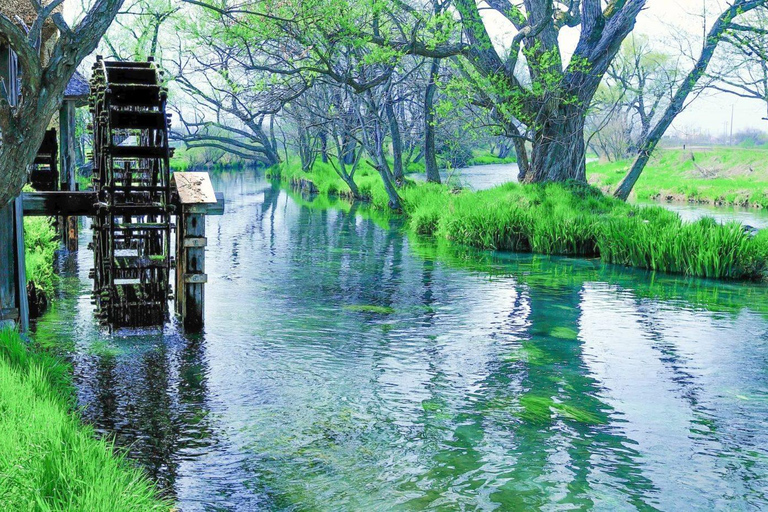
[89,57,174,328]
[29,129,58,191]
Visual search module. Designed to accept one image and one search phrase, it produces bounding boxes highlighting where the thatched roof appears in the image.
[64,71,89,106]
[0,0,62,27]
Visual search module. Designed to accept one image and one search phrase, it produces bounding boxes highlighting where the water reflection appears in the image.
[32,169,768,510]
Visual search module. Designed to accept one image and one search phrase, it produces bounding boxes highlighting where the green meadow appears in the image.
[588,147,768,207]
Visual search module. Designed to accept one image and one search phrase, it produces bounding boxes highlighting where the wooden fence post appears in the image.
[59,101,78,251]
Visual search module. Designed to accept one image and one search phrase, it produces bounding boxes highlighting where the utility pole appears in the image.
[730,104,735,146]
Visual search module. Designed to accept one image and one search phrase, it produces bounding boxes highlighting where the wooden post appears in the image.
[59,101,78,251]
[0,44,27,331]
[0,201,18,329]
[176,209,206,329]
[14,198,29,332]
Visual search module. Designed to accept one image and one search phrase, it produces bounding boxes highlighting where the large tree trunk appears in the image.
[514,138,530,181]
[523,104,587,183]
[424,58,442,184]
[0,0,126,207]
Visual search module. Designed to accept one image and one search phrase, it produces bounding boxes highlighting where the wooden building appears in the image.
[0,3,86,330]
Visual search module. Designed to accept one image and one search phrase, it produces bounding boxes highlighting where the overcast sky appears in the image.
[639,0,766,135]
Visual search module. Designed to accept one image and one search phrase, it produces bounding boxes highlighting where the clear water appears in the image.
[33,170,768,510]
[415,163,522,190]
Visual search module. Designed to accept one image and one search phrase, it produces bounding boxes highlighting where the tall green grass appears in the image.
[274,158,768,281]
[0,328,170,511]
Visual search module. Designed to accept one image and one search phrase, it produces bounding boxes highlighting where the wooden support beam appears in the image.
[59,101,78,251]
[0,202,17,330]
[22,191,225,217]
[14,197,29,332]
[182,192,225,215]
[22,191,98,216]
[176,210,206,330]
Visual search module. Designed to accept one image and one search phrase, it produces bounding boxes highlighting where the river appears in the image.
[33,169,768,510]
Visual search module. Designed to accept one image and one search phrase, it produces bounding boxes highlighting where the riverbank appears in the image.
[271,160,768,281]
[588,147,768,207]
[0,328,170,510]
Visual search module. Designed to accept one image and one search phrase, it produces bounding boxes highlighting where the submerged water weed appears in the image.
[550,327,579,340]
[518,395,606,426]
[87,341,123,359]
[343,305,396,315]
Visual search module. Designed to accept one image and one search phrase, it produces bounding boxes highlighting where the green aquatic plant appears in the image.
[549,327,579,340]
[343,305,396,314]
[504,343,553,366]
[518,395,606,426]
[86,341,123,359]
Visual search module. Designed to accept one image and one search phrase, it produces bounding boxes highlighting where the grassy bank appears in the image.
[272,160,768,281]
[588,147,768,207]
[0,328,170,510]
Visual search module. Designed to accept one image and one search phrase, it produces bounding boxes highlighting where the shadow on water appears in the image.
[32,169,768,511]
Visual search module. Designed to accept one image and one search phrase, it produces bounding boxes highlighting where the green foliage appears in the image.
[0,328,170,511]
[24,217,58,298]
[343,305,396,314]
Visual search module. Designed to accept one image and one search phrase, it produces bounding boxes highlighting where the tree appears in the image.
[167,18,287,167]
[0,0,125,207]
[711,7,768,119]
[381,0,649,183]
[98,0,179,61]
[614,0,767,200]
[591,35,680,160]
